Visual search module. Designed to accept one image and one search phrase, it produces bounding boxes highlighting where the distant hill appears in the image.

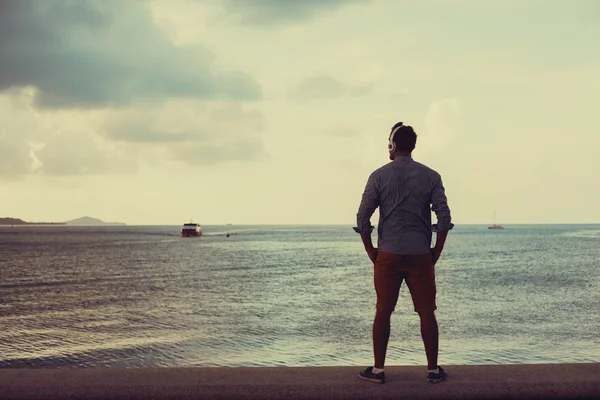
[0,217,64,226]
[65,216,126,226]
[1,216,125,226]
[0,217,28,225]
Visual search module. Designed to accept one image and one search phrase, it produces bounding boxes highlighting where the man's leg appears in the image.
[372,252,402,369]
[417,310,439,370]
[404,254,439,370]
[373,308,394,369]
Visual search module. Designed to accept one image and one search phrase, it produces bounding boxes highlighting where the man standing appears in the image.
[355,122,454,384]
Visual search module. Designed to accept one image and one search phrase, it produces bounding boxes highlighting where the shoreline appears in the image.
[1,363,599,399]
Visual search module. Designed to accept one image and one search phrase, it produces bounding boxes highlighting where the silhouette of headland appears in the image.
[0,216,125,226]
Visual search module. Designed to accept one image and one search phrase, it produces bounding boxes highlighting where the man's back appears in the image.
[356,156,452,255]
[356,122,452,385]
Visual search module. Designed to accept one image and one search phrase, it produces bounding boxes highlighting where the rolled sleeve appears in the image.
[355,172,380,234]
[431,174,454,232]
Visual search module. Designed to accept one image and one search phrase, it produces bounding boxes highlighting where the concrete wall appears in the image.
[1,363,599,399]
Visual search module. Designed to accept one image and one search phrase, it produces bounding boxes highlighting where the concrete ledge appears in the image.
[1,363,599,400]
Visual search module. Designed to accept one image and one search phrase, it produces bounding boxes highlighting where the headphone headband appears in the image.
[388,122,404,152]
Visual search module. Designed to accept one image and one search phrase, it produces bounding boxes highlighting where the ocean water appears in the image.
[0,224,599,368]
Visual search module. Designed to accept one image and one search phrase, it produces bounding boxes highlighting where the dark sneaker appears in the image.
[427,366,447,384]
[358,366,385,384]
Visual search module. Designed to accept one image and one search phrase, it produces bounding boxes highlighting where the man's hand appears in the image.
[359,228,378,264]
[367,247,378,264]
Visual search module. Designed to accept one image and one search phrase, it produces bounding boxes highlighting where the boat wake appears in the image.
[561,230,600,239]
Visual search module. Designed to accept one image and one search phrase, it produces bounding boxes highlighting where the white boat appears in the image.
[181,221,202,237]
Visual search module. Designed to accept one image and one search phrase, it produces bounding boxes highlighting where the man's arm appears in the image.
[355,172,380,263]
[432,231,448,264]
[431,174,454,264]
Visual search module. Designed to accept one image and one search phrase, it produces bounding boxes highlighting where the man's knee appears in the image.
[375,307,395,318]
[417,309,437,320]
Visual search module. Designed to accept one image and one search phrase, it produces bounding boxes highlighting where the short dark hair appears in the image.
[391,123,417,152]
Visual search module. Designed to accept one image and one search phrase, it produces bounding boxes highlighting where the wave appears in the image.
[561,230,600,239]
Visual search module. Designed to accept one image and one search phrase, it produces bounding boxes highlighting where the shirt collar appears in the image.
[393,156,413,163]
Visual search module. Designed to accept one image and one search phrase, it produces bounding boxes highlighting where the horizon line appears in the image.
[6,222,596,226]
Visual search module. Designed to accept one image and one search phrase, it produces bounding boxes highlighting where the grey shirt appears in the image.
[355,156,454,255]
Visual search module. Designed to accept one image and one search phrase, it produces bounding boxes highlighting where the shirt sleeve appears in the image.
[355,172,380,234]
[431,174,454,232]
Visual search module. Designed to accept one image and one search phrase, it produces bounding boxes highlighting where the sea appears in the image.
[0,224,599,368]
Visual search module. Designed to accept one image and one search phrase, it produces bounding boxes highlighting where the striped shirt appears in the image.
[355,156,454,255]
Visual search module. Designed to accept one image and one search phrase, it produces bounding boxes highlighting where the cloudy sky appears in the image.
[1,0,599,225]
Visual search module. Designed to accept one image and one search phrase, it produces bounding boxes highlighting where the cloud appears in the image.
[35,131,136,176]
[103,100,268,166]
[0,1,266,177]
[0,89,136,177]
[223,0,372,25]
[0,134,33,178]
[289,73,373,102]
[0,0,261,109]
[171,134,266,166]
[0,89,267,178]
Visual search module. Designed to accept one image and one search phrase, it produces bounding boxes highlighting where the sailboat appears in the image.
[488,210,504,230]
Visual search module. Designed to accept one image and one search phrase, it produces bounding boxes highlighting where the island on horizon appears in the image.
[0,216,126,226]
[65,216,126,226]
[0,217,64,226]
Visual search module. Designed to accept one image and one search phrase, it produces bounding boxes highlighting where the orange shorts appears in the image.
[374,251,437,313]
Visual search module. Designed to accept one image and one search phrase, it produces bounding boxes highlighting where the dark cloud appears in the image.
[0,0,261,109]
[289,74,373,102]
[224,0,371,24]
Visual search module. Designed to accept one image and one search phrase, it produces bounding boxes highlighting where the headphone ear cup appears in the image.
[388,123,403,152]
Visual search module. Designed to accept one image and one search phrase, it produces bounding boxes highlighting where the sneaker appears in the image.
[358,366,385,384]
[427,366,447,384]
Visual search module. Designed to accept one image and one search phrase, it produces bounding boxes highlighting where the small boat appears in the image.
[181,221,202,237]
[488,210,504,230]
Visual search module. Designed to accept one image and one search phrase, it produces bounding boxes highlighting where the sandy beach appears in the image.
[1,363,599,399]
